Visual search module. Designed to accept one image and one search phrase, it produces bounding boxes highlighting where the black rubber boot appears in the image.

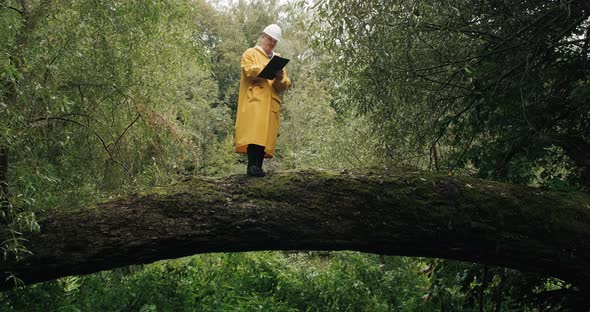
[247,144,265,177]
[247,145,258,176]
[257,146,266,177]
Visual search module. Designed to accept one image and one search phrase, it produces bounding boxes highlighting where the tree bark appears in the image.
[1,169,590,292]
[553,134,590,190]
[0,147,7,213]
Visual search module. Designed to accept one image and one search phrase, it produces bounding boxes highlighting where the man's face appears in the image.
[262,34,277,53]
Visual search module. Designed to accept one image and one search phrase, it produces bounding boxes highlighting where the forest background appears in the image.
[1,0,589,310]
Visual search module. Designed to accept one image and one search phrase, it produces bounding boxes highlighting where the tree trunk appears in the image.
[430,142,440,172]
[1,168,590,293]
[555,135,590,190]
[0,147,7,214]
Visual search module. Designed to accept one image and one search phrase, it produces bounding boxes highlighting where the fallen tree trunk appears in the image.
[1,169,590,291]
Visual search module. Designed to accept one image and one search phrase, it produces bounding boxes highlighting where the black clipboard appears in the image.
[258,55,289,80]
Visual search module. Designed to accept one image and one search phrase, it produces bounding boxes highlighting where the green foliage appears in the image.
[312,0,590,188]
[1,252,565,311]
[0,0,225,269]
[1,0,212,203]
[0,252,432,312]
[422,259,586,311]
[1,0,586,310]
[277,73,381,169]
[193,0,283,112]
[0,252,580,312]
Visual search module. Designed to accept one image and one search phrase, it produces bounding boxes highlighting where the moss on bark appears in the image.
[1,168,590,291]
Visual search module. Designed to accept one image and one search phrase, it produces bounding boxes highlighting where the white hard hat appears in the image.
[263,24,282,41]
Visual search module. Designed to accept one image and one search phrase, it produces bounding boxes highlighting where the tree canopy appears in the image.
[314,0,590,187]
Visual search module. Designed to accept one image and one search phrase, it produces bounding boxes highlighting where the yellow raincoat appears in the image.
[235,47,291,158]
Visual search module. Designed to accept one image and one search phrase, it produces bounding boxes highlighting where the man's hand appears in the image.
[275,69,284,80]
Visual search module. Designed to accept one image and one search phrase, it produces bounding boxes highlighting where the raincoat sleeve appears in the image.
[241,49,264,81]
[273,68,291,93]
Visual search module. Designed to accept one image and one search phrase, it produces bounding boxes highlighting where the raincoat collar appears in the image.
[255,45,274,59]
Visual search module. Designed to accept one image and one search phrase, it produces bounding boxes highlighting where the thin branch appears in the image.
[583,23,590,78]
[58,82,112,90]
[77,84,84,106]
[415,34,453,64]
[391,43,525,74]
[17,0,28,16]
[431,61,525,147]
[112,114,141,150]
[419,23,503,41]
[43,54,59,84]
[30,117,132,176]
[0,4,24,15]
[550,38,587,48]
[412,72,472,92]
[449,130,477,173]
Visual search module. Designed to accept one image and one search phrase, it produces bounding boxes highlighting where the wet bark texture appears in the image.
[0,147,7,213]
[1,168,590,292]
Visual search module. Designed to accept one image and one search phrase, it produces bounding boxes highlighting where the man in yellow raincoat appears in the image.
[235,24,291,177]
